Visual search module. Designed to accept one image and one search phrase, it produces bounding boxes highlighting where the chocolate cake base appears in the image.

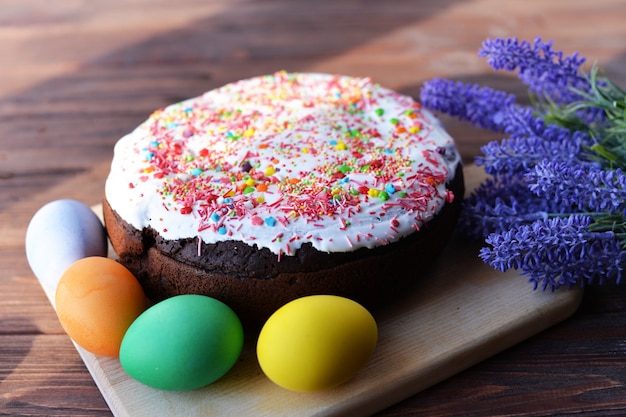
[103,165,464,327]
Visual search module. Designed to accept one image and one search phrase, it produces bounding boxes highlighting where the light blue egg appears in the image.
[25,199,108,291]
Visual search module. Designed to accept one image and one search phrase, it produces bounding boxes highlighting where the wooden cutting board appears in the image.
[39,165,583,417]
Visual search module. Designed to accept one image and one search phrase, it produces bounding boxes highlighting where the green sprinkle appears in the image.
[390,118,400,125]
[378,191,389,201]
[375,108,385,116]
[338,164,352,174]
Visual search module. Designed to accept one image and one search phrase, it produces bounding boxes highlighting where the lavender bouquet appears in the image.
[420,37,626,291]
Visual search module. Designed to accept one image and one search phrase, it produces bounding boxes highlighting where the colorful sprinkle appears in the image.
[119,72,456,255]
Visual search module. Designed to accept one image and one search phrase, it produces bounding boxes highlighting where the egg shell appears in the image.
[120,294,244,391]
[26,199,108,291]
[55,257,147,357]
[257,295,378,392]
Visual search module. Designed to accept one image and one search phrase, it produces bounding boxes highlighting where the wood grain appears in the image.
[2,0,626,415]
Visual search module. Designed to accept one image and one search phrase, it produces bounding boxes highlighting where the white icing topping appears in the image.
[105,72,461,256]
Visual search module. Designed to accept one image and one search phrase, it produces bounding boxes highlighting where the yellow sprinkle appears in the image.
[265,165,276,176]
[289,210,299,219]
[256,196,265,204]
[331,188,341,195]
[336,141,348,151]
[409,126,421,134]
[224,190,235,197]
[244,128,255,137]
[245,178,256,186]
[302,147,309,154]
[367,188,380,197]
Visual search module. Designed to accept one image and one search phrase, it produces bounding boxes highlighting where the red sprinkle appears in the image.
[251,215,264,226]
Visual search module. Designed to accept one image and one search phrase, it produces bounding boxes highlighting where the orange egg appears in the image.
[55,257,146,357]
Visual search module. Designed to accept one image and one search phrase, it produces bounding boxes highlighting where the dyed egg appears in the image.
[26,199,108,291]
[55,257,146,357]
[257,295,378,392]
[120,294,244,391]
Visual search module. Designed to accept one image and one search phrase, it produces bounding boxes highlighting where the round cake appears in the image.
[103,71,464,325]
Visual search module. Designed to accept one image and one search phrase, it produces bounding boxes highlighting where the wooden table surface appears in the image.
[2,1,626,415]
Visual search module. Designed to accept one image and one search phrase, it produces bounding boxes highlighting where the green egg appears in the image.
[120,294,243,391]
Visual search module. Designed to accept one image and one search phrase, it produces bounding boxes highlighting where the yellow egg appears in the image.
[55,257,147,357]
[256,295,377,392]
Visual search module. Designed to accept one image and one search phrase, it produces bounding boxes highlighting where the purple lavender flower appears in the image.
[459,174,569,240]
[479,37,588,105]
[499,105,589,142]
[420,78,515,131]
[500,105,545,138]
[479,105,595,176]
[480,215,625,290]
[528,160,626,213]
[476,129,587,176]
[423,36,626,291]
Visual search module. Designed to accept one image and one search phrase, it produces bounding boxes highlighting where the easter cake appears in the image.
[103,71,464,324]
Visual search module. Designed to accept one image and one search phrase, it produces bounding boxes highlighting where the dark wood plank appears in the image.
[0,334,110,416]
